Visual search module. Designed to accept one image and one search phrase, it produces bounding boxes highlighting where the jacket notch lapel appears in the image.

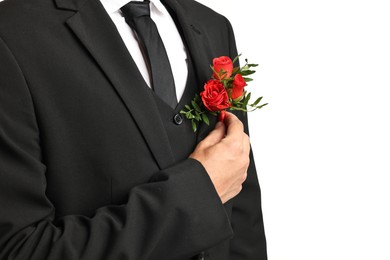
[162,0,213,88]
[62,0,175,169]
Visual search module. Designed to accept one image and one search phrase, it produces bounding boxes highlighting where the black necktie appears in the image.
[121,0,178,109]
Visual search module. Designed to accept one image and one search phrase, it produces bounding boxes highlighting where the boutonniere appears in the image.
[180,55,268,131]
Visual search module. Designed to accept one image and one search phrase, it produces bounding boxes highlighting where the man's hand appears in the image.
[190,112,250,204]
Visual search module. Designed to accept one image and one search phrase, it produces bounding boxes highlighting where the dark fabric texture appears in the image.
[154,56,198,163]
[0,0,267,259]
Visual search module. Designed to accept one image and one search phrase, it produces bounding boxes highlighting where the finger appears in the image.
[202,121,226,147]
[224,112,244,139]
[242,133,251,156]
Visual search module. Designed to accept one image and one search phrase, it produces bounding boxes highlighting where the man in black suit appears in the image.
[0,0,267,259]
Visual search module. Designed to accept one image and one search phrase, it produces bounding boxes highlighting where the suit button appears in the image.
[173,113,184,125]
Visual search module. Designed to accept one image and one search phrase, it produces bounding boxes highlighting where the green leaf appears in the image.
[256,103,268,109]
[194,110,201,121]
[192,100,201,112]
[185,105,191,110]
[232,54,241,65]
[251,96,263,106]
[247,63,259,67]
[242,92,251,107]
[240,70,256,76]
[230,106,248,112]
[189,114,195,120]
[243,77,253,82]
[202,113,210,125]
[191,120,197,132]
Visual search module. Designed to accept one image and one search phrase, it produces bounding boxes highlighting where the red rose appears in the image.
[213,56,233,80]
[231,74,247,100]
[200,80,231,112]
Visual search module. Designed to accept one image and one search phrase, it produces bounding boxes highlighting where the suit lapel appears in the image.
[162,0,212,89]
[56,0,175,169]
[162,0,217,140]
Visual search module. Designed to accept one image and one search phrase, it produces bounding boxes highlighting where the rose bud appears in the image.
[231,74,247,100]
[213,56,233,80]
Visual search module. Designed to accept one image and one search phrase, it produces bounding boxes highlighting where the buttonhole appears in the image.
[190,24,202,35]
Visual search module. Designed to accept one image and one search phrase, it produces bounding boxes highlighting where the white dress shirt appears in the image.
[100,0,188,101]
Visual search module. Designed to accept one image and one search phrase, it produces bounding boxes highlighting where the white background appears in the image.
[1,0,389,258]
[197,0,390,259]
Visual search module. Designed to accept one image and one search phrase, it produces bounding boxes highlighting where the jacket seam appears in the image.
[0,34,43,159]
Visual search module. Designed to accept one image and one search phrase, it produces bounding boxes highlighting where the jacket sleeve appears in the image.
[0,36,233,260]
[224,18,268,259]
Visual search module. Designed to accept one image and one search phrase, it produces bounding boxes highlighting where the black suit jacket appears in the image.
[0,0,267,259]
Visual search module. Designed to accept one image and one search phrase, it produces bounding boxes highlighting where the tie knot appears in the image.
[121,1,150,23]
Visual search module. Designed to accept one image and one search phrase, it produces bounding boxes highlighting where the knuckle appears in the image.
[236,120,244,131]
[244,133,250,143]
[242,172,248,183]
[238,155,250,169]
[244,156,250,167]
[238,171,247,183]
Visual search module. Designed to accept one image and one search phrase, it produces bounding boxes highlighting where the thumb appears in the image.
[202,122,226,147]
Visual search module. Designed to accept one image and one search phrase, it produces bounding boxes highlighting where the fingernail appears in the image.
[215,122,224,128]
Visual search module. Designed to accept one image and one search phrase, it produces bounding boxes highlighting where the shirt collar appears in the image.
[100,0,166,15]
